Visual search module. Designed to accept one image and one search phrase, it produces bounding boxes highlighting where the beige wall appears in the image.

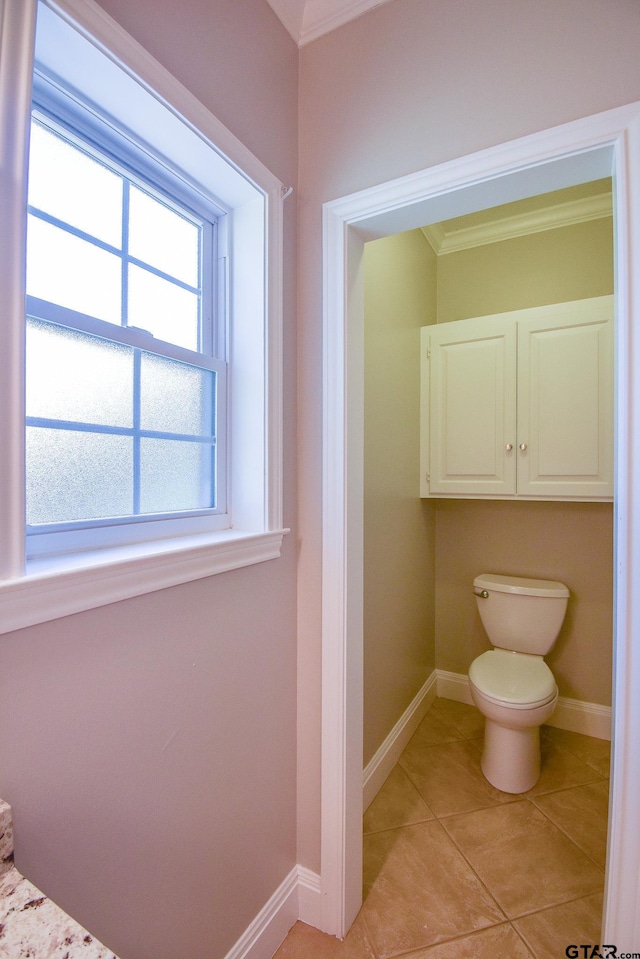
[0,4,299,959]
[361,205,614,774]
[434,209,614,705]
[437,217,614,322]
[363,230,437,766]
[435,500,613,703]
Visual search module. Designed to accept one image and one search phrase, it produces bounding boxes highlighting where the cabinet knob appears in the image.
[519,442,528,452]
[505,443,513,451]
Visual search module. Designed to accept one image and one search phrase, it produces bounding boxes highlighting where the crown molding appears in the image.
[421,191,613,255]
[266,0,393,45]
[265,0,304,42]
[300,0,391,45]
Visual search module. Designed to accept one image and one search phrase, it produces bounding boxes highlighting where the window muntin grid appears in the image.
[25,110,223,545]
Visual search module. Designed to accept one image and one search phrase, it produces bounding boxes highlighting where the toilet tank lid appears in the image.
[474,573,569,598]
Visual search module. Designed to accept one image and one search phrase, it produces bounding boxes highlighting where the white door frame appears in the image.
[321,101,640,945]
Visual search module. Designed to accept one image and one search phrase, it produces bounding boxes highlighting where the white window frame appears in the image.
[0,0,287,634]
[26,98,228,557]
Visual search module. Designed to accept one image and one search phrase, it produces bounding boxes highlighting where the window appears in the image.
[0,0,286,633]
[26,105,226,557]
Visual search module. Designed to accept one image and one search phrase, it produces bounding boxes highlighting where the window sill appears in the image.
[0,528,289,635]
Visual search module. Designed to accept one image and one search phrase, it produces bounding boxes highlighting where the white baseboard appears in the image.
[436,669,611,741]
[224,866,318,959]
[296,866,323,930]
[362,670,438,810]
[436,669,475,705]
[550,695,612,740]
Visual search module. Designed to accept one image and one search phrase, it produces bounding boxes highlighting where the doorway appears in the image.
[320,103,640,947]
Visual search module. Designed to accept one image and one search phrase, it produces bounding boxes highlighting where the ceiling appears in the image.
[265,0,392,46]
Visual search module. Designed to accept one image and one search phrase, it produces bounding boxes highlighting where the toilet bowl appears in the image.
[469,573,569,793]
[470,648,559,792]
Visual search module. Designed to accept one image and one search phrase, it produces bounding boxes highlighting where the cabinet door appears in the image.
[428,315,517,495]
[517,296,613,498]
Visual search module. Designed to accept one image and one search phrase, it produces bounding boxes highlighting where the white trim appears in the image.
[436,670,611,741]
[0,529,287,635]
[551,697,612,741]
[222,867,299,959]
[266,0,394,46]
[222,865,323,959]
[363,671,437,811]
[436,669,475,705]
[0,0,35,580]
[322,100,640,949]
[421,191,612,255]
[299,0,391,46]
[264,0,304,44]
[296,866,324,930]
[321,205,364,937]
[45,0,282,197]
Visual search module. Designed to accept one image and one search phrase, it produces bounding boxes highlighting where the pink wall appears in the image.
[5,0,640,950]
[0,2,299,958]
[94,0,298,187]
[297,0,640,871]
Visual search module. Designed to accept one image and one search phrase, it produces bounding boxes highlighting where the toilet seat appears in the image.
[469,648,557,710]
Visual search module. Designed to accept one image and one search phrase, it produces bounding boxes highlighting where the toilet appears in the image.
[469,572,569,794]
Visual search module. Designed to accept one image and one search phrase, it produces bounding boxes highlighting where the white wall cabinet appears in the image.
[420,296,613,500]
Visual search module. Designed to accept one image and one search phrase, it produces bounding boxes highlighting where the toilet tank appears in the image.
[474,573,569,655]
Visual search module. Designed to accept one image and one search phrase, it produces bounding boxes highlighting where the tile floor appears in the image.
[274,697,610,959]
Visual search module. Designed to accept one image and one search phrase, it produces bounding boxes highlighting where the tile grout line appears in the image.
[506,919,538,958]
[437,797,606,923]
[356,703,609,959]
[434,807,512,927]
[524,792,609,874]
[361,813,512,955]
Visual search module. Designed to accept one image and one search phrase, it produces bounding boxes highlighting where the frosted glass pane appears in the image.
[27,318,133,427]
[28,120,122,247]
[139,439,213,514]
[26,428,133,525]
[128,265,199,350]
[27,216,122,324]
[129,186,199,286]
[140,354,214,436]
